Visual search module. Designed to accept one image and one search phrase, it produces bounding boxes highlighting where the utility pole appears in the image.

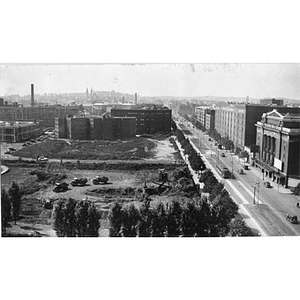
[231,156,233,179]
[256,181,260,205]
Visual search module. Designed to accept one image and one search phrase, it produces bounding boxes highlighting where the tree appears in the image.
[1,189,11,236]
[108,202,123,237]
[202,174,218,194]
[209,182,225,202]
[151,202,167,237]
[121,204,140,237]
[195,198,212,237]
[75,200,101,237]
[138,202,153,237]
[199,170,214,183]
[229,215,254,236]
[166,200,182,237]
[53,198,77,237]
[53,198,100,237]
[9,181,22,225]
[181,201,198,237]
[210,192,239,236]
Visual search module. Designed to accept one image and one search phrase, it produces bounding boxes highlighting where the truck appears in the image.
[70,177,88,186]
[53,182,69,193]
[92,176,109,185]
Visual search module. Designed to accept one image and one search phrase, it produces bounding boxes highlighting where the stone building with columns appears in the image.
[255,109,300,188]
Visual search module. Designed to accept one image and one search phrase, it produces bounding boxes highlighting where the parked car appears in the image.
[238,168,244,174]
[70,178,88,186]
[263,181,271,188]
[38,156,48,162]
[4,150,12,154]
[9,147,17,151]
[93,176,109,185]
[285,214,298,224]
[53,182,69,193]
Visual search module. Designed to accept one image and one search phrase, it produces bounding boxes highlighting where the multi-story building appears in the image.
[260,98,284,106]
[214,102,300,152]
[55,116,136,140]
[0,101,82,127]
[0,120,45,142]
[205,108,215,131]
[111,106,172,134]
[255,109,300,188]
[195,106,215,131]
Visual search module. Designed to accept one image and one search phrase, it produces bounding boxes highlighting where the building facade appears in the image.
[0,102,82,127]
[55,116,136,140]
[111,106,172,134]
[214,102,300,152]
[255,109,300,188]
[0,120,45,142]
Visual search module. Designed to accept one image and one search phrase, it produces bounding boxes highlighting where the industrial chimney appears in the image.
[31,84,35,107]
[135,93,137,105]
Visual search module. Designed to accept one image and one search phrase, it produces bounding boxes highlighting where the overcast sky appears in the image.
[1,63,300,100]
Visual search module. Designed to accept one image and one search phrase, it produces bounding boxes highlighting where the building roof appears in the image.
[0,120,39,127]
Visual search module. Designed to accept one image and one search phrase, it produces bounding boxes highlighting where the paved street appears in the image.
[176,117,300,236]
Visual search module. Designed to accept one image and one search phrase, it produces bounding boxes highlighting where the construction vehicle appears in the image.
[53,182,69,193]
[92,176,109,185]
[70,177,88,186]
[43,198,53,209]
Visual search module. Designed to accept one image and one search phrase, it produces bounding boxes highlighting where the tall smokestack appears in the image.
[135,93,137,105]
[31,84,34,107]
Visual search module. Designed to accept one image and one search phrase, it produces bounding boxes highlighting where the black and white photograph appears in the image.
[1,1,300,300]
[1,63,300,238]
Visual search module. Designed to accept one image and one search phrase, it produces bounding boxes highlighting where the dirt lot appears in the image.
[9,136,160,160]
[1,135,186,237]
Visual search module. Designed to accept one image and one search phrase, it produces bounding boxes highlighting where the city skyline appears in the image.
[1,63,300,101]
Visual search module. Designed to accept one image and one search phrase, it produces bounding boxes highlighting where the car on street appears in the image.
[221,152,225,157]
[285,214,298,224]
[263,181,271,188]
[38,156,48,162]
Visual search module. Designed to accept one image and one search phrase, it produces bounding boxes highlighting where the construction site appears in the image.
[1,135,201,237]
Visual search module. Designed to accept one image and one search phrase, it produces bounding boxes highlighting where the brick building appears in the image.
[0,119,45,142]
[0,101,82,127]
[110,106,172,134]
[55,116,136,140]
[255,109,300,188]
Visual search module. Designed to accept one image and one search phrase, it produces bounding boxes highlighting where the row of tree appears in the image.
[175,120,254,236]
[175,129,206,172]
[1,182,22,236]
[109,197,253,237]
[53,198,101,237]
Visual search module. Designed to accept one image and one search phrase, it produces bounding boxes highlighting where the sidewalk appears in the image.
[243,161,293,195]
